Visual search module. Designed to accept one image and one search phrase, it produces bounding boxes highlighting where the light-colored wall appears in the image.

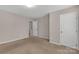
[49,13,60,43]
[49,6,79,44]
[38,15,49,39]
[0,10,31,44]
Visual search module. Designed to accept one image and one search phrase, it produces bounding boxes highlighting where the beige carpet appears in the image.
[0,37,79,54]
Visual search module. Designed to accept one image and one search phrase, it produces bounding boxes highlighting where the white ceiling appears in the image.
[0,5,73,19]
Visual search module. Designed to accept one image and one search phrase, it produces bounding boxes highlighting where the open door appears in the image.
[32,20,38,36]
[29,20,38,37]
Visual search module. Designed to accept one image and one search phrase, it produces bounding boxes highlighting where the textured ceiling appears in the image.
[0,5,73,19]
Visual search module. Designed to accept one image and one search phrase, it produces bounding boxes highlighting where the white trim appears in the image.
[49,40,62,45]
[49,40,79,51]
[38,36,49,39]
[0,36,28,45]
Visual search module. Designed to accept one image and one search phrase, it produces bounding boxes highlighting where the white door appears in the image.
[60,12,78,48]
[32,20,38,36]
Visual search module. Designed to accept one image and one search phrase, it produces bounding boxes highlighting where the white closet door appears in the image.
[33,20,38,36]
[60,12,78,48]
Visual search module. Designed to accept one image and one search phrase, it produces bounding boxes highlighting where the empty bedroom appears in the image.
[0,5,79,54]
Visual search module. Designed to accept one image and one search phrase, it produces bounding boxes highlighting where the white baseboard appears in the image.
[49,40,79,51]
[0,36,28,45]
[38,36,49,39]
[49,40,62,45]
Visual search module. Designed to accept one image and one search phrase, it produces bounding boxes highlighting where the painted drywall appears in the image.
[49,13,60,43]
[0,10,31,44]
[49,6,79,44]
[38,15,49,39]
